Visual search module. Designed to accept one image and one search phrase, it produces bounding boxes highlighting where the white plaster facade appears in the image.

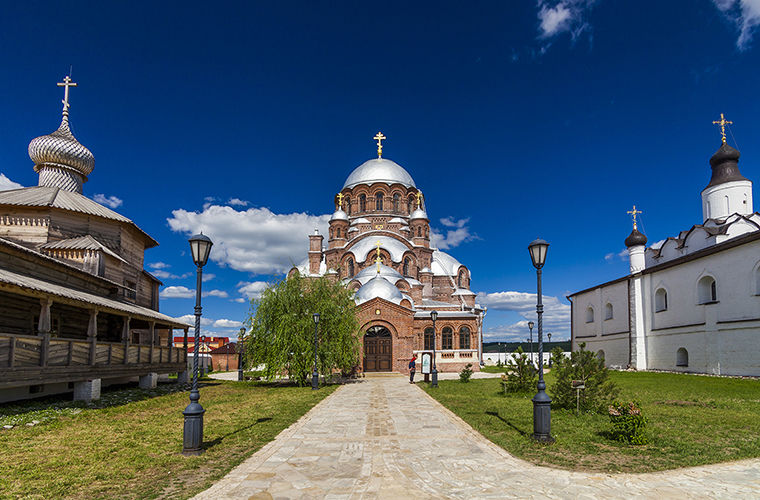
[570,139,760,376]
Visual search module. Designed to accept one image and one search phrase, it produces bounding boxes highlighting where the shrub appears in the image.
[503,347,536,393]
[459,363,473,383]
[549,343,618,412]
[608,401,648,444]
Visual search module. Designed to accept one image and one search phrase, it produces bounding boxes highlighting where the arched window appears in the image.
[604,303,613,320]
[392,193,400,212]
[655,288,668,312]
[403,258,410,277]
[442,327,453,350]
[585,306,594,323]
[597,350,605,360]
[346,198,352,215]
[407,198,413,214]
[417,227,421,237]
[375,192,384,211]
[676,347,688,367]
[458,271,465,288]
[359,194,366,212]
[459,326,470,349]
[698,276,717,304]
[347,258,354,278]
[424,327,435,350]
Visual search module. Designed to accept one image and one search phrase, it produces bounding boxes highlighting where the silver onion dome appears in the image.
[410,207,428,220]
[343,158,416,189]
[30,115,95,177]
[330,208,348,221]
[354,274,404,305]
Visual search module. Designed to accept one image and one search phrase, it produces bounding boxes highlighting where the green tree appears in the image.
[549,343,618,413]
[245,274,361,386]
[503,347,536,393]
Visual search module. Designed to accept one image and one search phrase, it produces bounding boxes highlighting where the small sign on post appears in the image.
[421,352,432,375]
[571,380,585,414]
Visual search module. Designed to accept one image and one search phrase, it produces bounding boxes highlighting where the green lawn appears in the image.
[425,370,760,473]
[0,380,337,499]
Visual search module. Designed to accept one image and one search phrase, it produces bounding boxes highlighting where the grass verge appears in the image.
[425,370,760,473]
[0,380,337,499]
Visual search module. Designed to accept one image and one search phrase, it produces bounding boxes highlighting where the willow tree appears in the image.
[245,274,361,386]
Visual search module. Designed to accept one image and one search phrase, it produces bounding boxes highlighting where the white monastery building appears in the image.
[569,116,760,376]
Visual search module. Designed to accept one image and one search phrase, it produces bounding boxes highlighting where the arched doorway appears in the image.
[364,326,392,372]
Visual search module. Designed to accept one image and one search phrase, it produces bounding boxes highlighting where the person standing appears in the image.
[409,354,417,384]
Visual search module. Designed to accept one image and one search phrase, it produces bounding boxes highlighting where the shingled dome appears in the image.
[706,142,747,189]
[624,228,648,247]
[343,158,416,189]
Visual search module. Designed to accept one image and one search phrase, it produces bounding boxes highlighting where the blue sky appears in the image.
[1,1,760,341]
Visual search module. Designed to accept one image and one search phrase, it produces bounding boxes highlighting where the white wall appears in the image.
[571,279,630,368]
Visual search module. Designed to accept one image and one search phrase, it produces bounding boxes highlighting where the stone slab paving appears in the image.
[195,375,760,499]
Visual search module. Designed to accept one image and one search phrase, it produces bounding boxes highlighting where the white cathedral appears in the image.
[569,117,760,376]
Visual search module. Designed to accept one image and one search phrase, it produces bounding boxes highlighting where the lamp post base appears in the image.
[532,391,553,443]
[431,368,438,388]
[311,371,319,390]
[182,391,205,456]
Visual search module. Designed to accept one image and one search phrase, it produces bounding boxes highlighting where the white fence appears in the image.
[483,352,569,366]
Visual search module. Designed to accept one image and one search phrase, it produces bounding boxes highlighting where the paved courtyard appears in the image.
[195,375,760,499]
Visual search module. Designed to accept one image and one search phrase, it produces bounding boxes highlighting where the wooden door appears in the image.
[363,326,392,372]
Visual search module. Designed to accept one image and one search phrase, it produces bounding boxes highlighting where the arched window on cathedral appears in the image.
[424,327,434,350]
[458,270,466,288]
[403,258,410,277]
[375,192,384,211]
[698,276,717,304]
[407,198,413,214]
[604,303,613,320]
[585,306,594,323]
[441,327,453,350]
[417,227,421,237]
[347,258,354,278]
[359,194,366,212]
[655,288,668,312]
[346,198,352,215]
[676,347,688,367]
[459,326,470,349]
[392,193,400,212]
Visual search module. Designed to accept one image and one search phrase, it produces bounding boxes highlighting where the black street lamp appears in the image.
[183,233,213,456]
[431,310,438,388]
[528,238,553,443]
[528,321,535,367]
[238,327,245,382]
[312,313,319,390]
[547,332,552,367]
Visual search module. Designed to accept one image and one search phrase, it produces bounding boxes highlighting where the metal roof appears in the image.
[0,267,189,327]
[343,158,416,189]
[0,186,158,247]
[40,235,126,263]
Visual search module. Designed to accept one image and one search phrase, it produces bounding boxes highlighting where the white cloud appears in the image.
[175,314,212,326]
[536,0,595,41]
[93,194,123,209]
[713,0,760,50]
[213,319,244,328]
[233,297,247,303]
[202,273,216,282]
[161,286,228,299]
[167,204,330,275]
[160,286,195,299]
[430,217,476,250]
[148,262,191,280]
[604,248,628,262]
[237,281,268,300]
[227,198,249,206]
[477,290,570,338]
[0,173,22,191]
[149,262,170,270]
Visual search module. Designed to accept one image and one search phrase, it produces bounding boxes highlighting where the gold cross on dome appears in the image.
[373,132,386,158]
[57,75,77,113]
[375,240,382,272]
[712,113,733,144]
[627,205,642,230]
[416,190,423,209]
[336,193,344,209]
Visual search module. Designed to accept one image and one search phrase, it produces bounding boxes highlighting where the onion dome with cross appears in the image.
[342,132,417,189]
[28,76,95,194]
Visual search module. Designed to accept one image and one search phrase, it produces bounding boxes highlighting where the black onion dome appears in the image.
[624,228,647,248]
[706,142,747,189]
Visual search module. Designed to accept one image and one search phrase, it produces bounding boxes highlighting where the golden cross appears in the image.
[416,190,423,209]
[336,193,344,209]
[373,132,386,158]
[712,113,733,144]
[375,240,382,272]
[57,75,77,113]
[627,205,642,230]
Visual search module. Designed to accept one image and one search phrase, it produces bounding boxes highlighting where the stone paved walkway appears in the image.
[195,375,760,499]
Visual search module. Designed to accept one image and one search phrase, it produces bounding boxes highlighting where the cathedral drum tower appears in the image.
[290,134,485,374]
